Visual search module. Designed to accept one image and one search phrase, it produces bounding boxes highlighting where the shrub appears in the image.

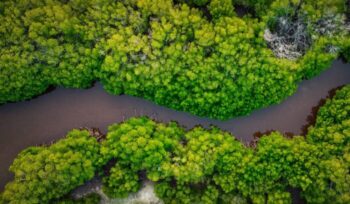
[0,0,349,120]
[1,130,101,204]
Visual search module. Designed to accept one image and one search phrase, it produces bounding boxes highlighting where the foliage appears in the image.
[208,0,235,19]
[341,37,350,62]
[155,182,220,204]
[303,85,350,203]
[53,193,101,204]
[102,163,141,198]
[263,0,349,65]
[100,117,184,180]
[1,88,350,203]
[98,85,349,203]
[1,130,101,204]
[235,0,275,15]
[0,0,349,120]
[178,0,209,7]
[301,0,347,22]
[312,85,350,127]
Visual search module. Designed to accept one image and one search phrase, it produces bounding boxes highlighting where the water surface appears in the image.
[0,60,349,190]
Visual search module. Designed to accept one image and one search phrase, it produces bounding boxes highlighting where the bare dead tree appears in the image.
[265,12,349,60]
[264,15,311,60]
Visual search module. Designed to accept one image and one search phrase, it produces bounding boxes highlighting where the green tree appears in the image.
[1,129,101,204]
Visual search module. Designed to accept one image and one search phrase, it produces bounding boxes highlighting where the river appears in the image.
[0,60,349,191]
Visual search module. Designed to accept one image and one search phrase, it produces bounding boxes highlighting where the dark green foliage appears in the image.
[54,193,101,204]
[1,88,350,203]
[341,38,350,62]
[180,0,210,6]
[235,0,275,15]
[0,0,349,119]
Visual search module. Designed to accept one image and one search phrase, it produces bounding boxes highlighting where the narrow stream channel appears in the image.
[0,60,349,191]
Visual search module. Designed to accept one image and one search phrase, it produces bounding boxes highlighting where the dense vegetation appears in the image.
[0,130,101,203]
[1,85,349,204]
[1,0,349,119]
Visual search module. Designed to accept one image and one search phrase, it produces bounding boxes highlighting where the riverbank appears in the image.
[0,60,349,190]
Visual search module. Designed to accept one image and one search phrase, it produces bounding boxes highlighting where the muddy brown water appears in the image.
[0,60,349,194]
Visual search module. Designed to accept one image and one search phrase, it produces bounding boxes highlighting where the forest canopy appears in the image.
[1,84,350,204]
[0,0,349,119]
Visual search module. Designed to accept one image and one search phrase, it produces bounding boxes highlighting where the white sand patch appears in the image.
[72,179,162,204]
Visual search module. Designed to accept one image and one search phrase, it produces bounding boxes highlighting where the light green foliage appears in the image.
[0,0,349,119]
[307,86,350,156]
[267,190,291,204]
[302,157,350,204]
[100,5,299,119]
[296,37,338,79]
[0,0,49,102]
[266,0,347,21]
[100,117,184,181]
[218,193,248,204]
[100,117,158,165]
[264,0,349,79]
[97,84,350,202]
[243,133,295,196]
[284,137,318,191]
[301,0,347,22]
[1,87,350,203]
[307,121,350,156]
[303,85,350,203]
[212,133,251,193]
[250,190,291,204]
[167,127,244,183]
[0,0,147,103]
[155,182,220,204]
[220,132,316,203]
[102,163,140,198]
[1,129,101,204]
[208,0,235,19]
[100,117,184,197]
[313,85,350,127]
